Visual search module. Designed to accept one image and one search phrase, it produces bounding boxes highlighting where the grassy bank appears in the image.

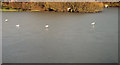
[1,2,119,12]
[1,2,104,13]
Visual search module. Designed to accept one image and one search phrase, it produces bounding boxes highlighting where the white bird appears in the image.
[16,24,20,28]
[45,24,49,30]
[105,4,108,8]
[45,24,49,28]
[5,19,8,22]
[91,22,95,28]
[67,8,71,10]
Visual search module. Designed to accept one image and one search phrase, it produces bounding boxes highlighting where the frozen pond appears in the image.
[2,8,118,63]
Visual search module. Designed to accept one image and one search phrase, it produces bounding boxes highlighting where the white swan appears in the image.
[91,22,95,28]
[67,8,71,10]
[16,24,20,28]
[5,19,8,22]
[67,8,71,11]
[105,4,108,8]
[45,24,49,28]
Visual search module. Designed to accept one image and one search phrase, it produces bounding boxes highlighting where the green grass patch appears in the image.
[0,8,19,11]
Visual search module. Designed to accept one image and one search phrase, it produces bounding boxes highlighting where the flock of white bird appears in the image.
[5,19,50,29]
[4,19,95,29]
